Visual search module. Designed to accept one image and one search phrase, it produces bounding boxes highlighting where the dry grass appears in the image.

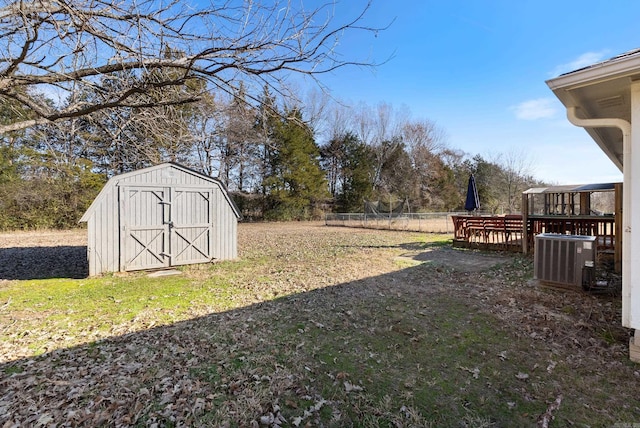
[0,222,638,427]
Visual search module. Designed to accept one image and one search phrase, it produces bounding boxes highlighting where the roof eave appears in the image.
[545,53,640,173]
[546,53,640,92]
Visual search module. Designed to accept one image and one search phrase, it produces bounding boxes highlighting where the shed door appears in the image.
[120,186,170,271]
[170,188,213,266]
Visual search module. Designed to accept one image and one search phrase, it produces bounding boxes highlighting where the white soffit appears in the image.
[546,50,640,171]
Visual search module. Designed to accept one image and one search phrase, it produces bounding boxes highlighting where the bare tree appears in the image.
[401,119,447,154]
[363,102,409,192]
[0,0,385,134]
[189,94,224,177]
[286,87,331,137]
[491,148,536,213]
[401,118,448,205]
[325,100,352,141]
[220,84,262,192]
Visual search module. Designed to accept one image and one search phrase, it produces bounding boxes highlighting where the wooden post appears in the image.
[615,183,623,274]
[522,192,529,254]
[544,193,549,215]
[630,330,640,363]
[363,200,367,228]
[580,192,591,216]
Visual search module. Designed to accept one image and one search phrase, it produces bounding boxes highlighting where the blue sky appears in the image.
[313,0,640,184]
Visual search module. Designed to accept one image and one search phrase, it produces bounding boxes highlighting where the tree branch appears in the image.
[0,0,388,133]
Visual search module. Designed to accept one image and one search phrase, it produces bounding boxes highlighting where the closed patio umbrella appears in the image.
[465,174,480,212]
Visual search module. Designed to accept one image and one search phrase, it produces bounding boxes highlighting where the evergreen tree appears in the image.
[80,71,157,175]
[0,95,104,230]
[376,138,413,200]
[263,108,328,219]
[337,134,375,212]
[321,132,375,212]
[431,160,462,211]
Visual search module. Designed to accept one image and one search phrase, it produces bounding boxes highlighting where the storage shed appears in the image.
[80,163,241,276]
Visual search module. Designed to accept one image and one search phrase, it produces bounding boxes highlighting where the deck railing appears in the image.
[451,215,523,251]
[452,214,616,255]
[526,215,616,253]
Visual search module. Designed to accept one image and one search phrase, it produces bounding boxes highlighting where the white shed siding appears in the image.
[211,187,238,260]
[86,183,120,276]
[81,163,240,275]
[213,188,222,259]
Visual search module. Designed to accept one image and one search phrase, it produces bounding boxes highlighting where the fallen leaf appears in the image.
[344,381,363,392]
[458,366,480,379]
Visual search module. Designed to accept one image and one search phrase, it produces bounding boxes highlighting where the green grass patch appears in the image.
[0,270,249,355]
[1,274,234,317]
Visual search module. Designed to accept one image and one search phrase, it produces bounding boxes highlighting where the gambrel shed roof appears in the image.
[81,162,241,222]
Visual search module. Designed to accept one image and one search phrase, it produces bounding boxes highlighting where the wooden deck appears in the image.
[453,214,618,270]
[451,215,524,252]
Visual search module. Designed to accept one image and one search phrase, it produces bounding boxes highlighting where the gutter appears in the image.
[566,106,631,137]
[565,106,629,177]
[566,106,632,326]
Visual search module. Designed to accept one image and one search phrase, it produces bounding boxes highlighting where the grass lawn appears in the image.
[0,222,637,427]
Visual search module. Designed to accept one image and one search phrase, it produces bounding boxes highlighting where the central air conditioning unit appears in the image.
[534,233,596,290]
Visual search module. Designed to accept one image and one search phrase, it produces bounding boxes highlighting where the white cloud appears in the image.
[549,50,609,77]
[511,98,558,120]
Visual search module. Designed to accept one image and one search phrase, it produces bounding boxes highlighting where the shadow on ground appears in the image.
[0,263,522,426]
[0,246,88,280]
[0,249,636,427]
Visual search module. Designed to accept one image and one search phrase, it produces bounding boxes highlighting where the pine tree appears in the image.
[263,108,328,219]
[321,132,374,212]
[340,134,375,212]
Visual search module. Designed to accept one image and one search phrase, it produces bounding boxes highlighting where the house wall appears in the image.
[625,81,640,329]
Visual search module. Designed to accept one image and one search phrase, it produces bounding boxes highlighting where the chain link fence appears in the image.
[325,212,470,233]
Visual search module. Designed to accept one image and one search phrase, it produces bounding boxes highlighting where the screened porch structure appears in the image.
[521,183,622,273]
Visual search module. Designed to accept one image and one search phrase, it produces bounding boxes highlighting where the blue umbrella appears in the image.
[465,174,480,212]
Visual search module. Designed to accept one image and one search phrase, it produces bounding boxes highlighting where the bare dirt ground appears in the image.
[0,229,87,248]
[396,244,511,272]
